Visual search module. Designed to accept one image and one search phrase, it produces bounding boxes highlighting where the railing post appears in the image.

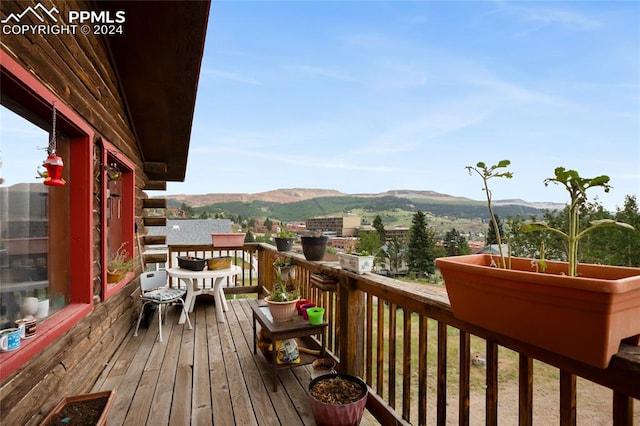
[338,276,364,377]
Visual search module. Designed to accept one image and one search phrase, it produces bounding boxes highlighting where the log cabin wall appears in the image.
[1,1,149,423]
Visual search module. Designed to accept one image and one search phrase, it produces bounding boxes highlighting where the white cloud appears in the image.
[202,68,262,86]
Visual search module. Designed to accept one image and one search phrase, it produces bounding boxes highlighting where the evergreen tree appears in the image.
[443,228,471,256]
[199,210,210,219]
[406,211,436,275]
[486,214,504,246]
[373,215,386,242]
[613,195,640,267]
[264,217,273,232]
[386,236,405,275]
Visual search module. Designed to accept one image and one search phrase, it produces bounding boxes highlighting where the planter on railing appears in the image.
[436,254,640,368]
[211,232,246,248]
[300,236,328,261]
[338,253,374,274]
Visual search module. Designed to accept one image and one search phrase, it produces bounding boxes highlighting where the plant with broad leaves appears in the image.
[520,167,635,276]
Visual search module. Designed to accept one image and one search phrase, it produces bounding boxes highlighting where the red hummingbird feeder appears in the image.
[43,102,66,186]
[43,154,65,186]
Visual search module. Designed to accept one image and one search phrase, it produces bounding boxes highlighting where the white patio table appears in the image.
[166,265,241,324]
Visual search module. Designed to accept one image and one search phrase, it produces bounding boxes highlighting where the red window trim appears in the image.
[100,138,136,300]
[0,51,94,382]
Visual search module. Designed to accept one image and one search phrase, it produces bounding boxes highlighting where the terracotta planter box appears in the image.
[338,253,374,274]
[40,390,116,426]
[211,232,246,248]
[435,254,640,368]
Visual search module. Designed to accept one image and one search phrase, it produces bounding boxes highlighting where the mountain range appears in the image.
[167,188,564,211]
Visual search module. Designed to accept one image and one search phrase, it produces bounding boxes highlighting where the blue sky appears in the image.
[170,0,639,211]
[1,1,638,211]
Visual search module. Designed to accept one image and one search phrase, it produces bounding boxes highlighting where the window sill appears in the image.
[0,303,93,382]
[103,271,136,299]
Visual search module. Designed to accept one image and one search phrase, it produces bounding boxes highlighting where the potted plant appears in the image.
[273,253,295,284]
[308,373,368,426]
[300,232,329,261]
[274,229,296,252]
[264,268,300,322]
[338,249,375,274]
[106,243,135,283]
[435,161,640,368]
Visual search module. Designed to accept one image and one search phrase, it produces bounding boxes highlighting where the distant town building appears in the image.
[145,219,234,269]
[147,218,233,245]
[306,215,361,237]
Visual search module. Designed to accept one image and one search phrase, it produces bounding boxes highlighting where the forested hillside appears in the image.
[167,195,543,223]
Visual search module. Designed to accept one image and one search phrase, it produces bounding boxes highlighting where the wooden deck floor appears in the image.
[92,297,378,425]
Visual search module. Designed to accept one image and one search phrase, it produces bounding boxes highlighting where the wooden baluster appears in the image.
[437,322,447,426]
[459,330,470,426]
[559,370,576,426]
[402,308,412,421]
[418,314,428,426]
[519,355,533,426]
[486,341,499,426]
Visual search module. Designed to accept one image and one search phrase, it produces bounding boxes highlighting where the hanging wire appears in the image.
[48,101,57,156]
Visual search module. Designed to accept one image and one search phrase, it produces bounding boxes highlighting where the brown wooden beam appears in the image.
[143,217,166,227]
[142,198,166,209]
[144,180,167,191]
[144,162,167,175]
[142,235,166,246]
[143,253,167,264]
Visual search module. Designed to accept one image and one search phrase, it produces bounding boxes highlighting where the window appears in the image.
[101,140,135,300]
[0,55,93,381]
[0,107,70,321]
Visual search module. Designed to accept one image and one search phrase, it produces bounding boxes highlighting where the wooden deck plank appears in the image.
[170,306,196,425]
[122,369,157,425]
[147,309,183,425]
[230,302,303,426]
[104,310,168,425]
[217,302,259,425]
[98,298,380,425]
[206,302,235,425]
[192,306,214,424]
[231,301,305,426]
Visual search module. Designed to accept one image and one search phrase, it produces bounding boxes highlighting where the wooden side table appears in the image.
[250,299,328,391]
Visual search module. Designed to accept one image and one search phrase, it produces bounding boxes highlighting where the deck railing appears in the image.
[171,243,640,425]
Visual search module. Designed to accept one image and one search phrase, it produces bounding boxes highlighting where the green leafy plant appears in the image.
[269,268,300,302]
[520,167,635,277]
[107,242,135,274]
[273,253,294,268]
[276,229,295,238]
[466,160,513,268]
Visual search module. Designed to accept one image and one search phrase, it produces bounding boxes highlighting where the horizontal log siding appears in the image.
[1,0,148,422]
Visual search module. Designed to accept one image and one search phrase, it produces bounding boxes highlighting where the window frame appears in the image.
[101,139,136,300]
[0,53,94,382]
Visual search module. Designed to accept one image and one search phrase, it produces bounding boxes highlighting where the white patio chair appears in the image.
[134,270,192,342]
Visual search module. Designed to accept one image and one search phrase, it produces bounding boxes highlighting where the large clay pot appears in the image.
[264,297,299,323]
[309,373,368,426]
[435,254,640,368]
[300,236,328,261]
